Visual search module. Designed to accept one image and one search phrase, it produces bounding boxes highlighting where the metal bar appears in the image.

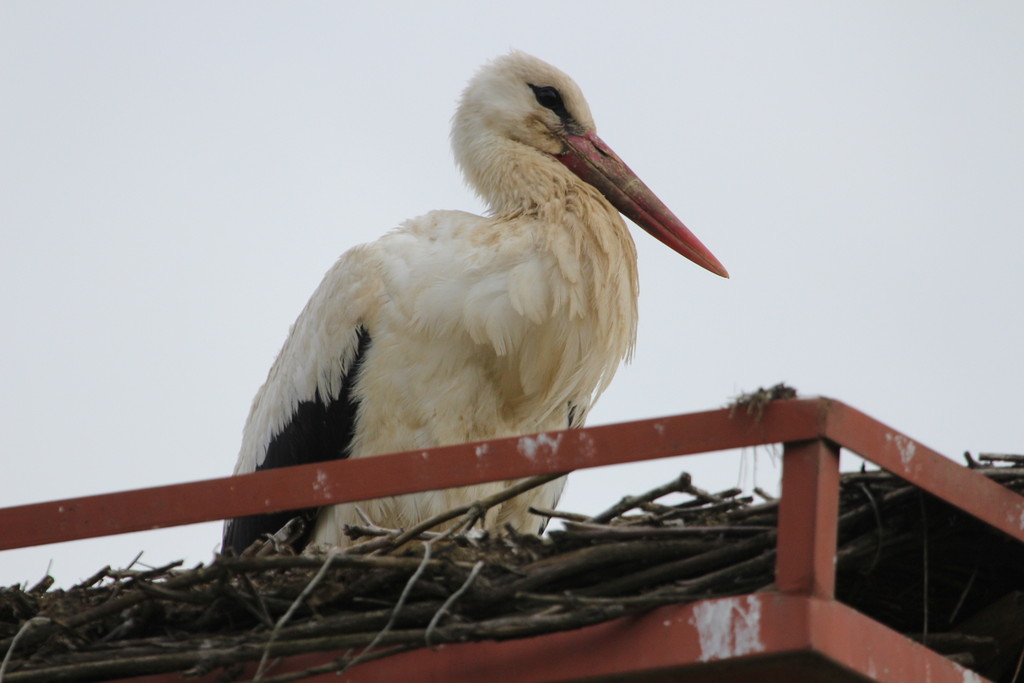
[0,401,823,551]
[822,399,1024,542]
[111,594,992,683]
[807,597,995,683]
[774,438,841,598]
[4,397,1022,554]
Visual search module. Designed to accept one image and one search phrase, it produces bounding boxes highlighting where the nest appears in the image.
[3,459,1024,683]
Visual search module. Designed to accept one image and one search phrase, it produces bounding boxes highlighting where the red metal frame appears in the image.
[122,596,984,683]
[775,438,841,599]
[3,397,1020,682]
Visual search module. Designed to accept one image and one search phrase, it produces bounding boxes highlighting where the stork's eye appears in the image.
[529,84,567,114]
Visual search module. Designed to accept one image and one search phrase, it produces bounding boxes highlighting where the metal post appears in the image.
[775,438,841,598]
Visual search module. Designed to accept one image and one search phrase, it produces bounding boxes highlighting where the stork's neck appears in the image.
[454,131,623,231]
[454,133,558,212]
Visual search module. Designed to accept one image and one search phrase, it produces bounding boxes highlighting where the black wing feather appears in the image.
[222,327,371,554]
[567,401,585,429]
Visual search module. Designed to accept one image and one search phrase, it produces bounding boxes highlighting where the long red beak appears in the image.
[555,132,728,278]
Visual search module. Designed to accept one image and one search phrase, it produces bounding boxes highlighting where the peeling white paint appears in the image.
[886,432,917,466]
[960,668,982,683]
[475,444,489,457]
[1007,509,1023,531]
[311,468,331,494]
[690,595,765,662]
[577,432,597,460]
[517,432,563,461]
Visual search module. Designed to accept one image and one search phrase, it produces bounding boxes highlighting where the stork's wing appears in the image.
[222,327,371,554]
[223,245,378,555]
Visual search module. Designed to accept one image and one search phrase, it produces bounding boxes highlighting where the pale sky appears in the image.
[2,2,1022,587]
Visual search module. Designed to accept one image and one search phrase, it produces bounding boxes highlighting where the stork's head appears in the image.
[452,51,728,278]
[453,51,595,159]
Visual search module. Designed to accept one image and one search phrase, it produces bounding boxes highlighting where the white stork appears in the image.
[223,51,727,554]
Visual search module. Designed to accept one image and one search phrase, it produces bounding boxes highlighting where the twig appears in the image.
[25,576,52,595]
[0,618,50,682]
[586,473,692,523]
[425,561,485,646]
[506,539,716,597]
[109,560,184,583]
[341,542,435,674]
[727,383,797,421]
[237,571,275,629]
[248,517,306,557]
[72,566,111,591]
[1012,639,1024,683]
[344,524,442,542]
[577,529,777,597]
[124,551,145,572]
[724,501,778,522]
[978,452,1024,463]
[344,535,401,555]
[528,506,588,523]
[219,582,275,629]
[948,565,978,625]
[253,549,340,681]
[218,554,453,573]
[672,486,743,509]
[253,645,420,683]
[386,473,564,551]
[558,522,770,540]
[856,483,884,576]
[354,506,374,526]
